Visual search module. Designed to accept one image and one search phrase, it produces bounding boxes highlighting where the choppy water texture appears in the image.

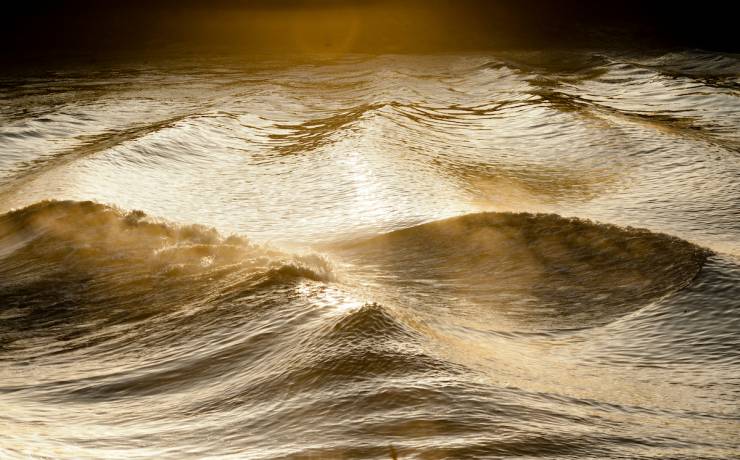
[1,51,739,459]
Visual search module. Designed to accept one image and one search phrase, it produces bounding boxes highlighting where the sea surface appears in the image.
[0,51,739,459]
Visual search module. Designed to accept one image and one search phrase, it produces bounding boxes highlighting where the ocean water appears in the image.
[0,51,738,459]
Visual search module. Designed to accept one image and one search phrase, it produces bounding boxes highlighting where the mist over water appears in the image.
[1,50,739,459]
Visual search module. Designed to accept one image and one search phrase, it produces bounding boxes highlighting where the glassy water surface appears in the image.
[0,51,738,459]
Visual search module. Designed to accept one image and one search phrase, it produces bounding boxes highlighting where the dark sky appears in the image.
[3,1,737,65]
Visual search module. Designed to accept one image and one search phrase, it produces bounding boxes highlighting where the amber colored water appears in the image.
[1,51,739,459]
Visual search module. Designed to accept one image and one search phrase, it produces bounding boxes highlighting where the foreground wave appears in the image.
[0,201,332,353]
[332,212,708,332]
[0,200,708,344]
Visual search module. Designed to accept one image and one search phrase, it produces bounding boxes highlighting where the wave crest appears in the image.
[0,200,333,278]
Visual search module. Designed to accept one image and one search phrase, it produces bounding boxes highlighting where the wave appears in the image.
[269,102,384,156]
[481,51,613,82]
[0,113,196,192]
[331,212,709,332]
[0,200,333,352]
[2,200,709,354]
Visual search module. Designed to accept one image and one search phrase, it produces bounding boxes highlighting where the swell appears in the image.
[623,51,740,91]
[0,200,333,353]
[531,86,740,153]
[331,212,709,332]
[0,113,195,197]
[477,52,739,149]
[268,102,385,156]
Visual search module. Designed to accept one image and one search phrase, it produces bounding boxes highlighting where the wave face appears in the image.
[1,51,739,459]
[333,212,708,332]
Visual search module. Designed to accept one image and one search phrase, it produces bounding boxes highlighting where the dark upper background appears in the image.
[2,1,738,67]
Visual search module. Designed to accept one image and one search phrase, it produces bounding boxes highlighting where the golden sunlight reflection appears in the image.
[297,281,364,316]
[0,7,738,455]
